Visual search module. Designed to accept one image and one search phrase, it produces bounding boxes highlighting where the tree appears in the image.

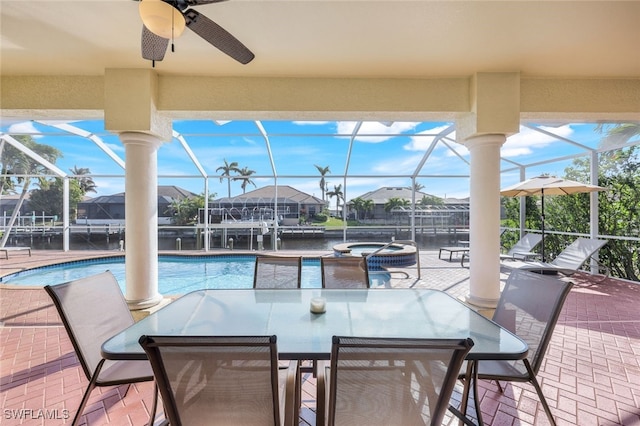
[412,182,425,192]
[216,159,240,198]
[69,166,97,194]
[504,123,639,281]
[501,196,542,248]
[384,197,409,213]
[29,178,83,219]
[326,184,343,217]
[350,197,365,221]
[362,199,374,220]
[547,124,640,281]
[419,194,444,206]
[349,197,374,221]
[0,136,62,247]
[167,193,216,226]
[234,166,256,194]
[314,165,331,201]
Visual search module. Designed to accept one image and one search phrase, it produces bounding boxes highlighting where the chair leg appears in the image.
[470,361,484,426]
[148,383,159,426]
[447,405,477,426]
[524,359,557,426]
[72,360,105,426]
[459,362,473,416]
[459,361,484,425]
[120,383,132,397]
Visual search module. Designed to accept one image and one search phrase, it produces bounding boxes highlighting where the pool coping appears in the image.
[332,241,417,256]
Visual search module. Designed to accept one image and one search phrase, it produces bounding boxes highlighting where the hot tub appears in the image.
[332,242,417,269]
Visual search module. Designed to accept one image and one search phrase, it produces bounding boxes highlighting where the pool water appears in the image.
[1,255,390,293]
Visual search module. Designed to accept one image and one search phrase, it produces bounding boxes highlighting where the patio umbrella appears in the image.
[500,175,606,261]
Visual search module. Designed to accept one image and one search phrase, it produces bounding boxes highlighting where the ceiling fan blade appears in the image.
[182,0,229,5]
[141,25,169,61]
[183,9,254,64]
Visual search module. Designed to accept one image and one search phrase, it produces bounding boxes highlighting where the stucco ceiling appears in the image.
[2,0,639,79]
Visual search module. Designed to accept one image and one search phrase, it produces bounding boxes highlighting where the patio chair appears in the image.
[500,237,608,276]
[253,256,302,289]
[139,335,299,426]
[500,233,543,261]
[459,269,573,426]
[321,256,370,289]
[317,336,474,426]
[44,271,158,426]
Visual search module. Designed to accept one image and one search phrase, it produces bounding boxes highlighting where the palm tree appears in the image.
[350,197,373,221]
[350,197,365,221]
[412,182,425,192]
[234,166,256,194]
[419,194,444,206]
[384,197,409,213]
[314,165,331,201]
[0,136,62,247]
[326,184,343,217]
[216,159,240,198]
[69,166,97,194]
[362,199,374,220]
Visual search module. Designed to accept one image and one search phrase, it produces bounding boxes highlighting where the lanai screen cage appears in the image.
[1,119,638,256]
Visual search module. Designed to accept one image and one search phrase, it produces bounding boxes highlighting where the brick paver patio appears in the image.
[1,250,639,425]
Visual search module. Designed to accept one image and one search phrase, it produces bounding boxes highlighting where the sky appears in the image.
[1,119,612,208]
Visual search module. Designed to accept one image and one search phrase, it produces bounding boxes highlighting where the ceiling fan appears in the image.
[138,0,254,65]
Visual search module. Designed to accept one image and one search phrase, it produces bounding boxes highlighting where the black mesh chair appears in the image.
[317,336,474,426]
[253,256,302,289]
[139,335,300,426]
[321,256,370,289]
[460,269,574,426]
[44,271,158,426]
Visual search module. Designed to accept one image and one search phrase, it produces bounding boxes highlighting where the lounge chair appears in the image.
[254,256,302,289]
[139,335,299,426]
[317,336,474,426]
[458,269,574,426]
[500,237,607,276]
[44,271,158,426]
[500,233,543,261]
[0,246,31,259]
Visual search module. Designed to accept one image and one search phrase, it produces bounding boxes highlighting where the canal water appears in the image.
[16,231,467,252]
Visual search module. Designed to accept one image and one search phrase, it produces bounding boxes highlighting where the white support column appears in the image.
[519,167,526,238]
[63,178,69,251]
[119,132,164,310]
[204,178,210,251]
[466,134,506,308]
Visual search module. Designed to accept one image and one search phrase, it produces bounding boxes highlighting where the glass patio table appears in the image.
[102,288,528,425]
[102,288,527,361]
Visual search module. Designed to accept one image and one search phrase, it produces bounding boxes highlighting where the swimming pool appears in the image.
[1,255,390,293]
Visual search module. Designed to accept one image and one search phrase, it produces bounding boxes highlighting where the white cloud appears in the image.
[337,121,420,143]
[292,121,332,126]
[7,121,42,138]
[403,125,455,151]
[501,125,574,158]
[370,152,424,174]
[105,142,124,153]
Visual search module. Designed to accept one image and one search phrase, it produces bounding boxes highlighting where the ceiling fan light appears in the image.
[139,0,186,39]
